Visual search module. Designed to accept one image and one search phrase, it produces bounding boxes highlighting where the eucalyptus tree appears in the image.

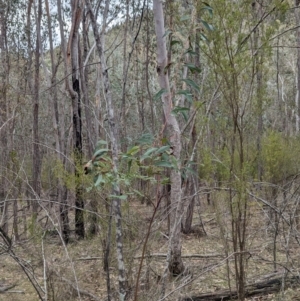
[69,0,85,239]
[0,0,10,234]
[32,0,43,218]
[86,0,127,299]
[200,0,289,299]
[44,0,70,243]
[56,0,85,239]
[153,0,185,278]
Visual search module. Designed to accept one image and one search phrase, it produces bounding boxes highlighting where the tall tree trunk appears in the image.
[182,6,201,233]
[67,0,84,239]
[86,0,127,299]
[295,0,300,133]
[145,0,154,132]
[253,1,263,182]
[81,8,95,159]
[0,0,9,234]
[32,0,42,216]
[120,0,129,150]
[153,0,185,277]
[46,0,70,243]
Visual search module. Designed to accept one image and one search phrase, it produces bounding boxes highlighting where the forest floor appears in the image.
[1,196,300,301]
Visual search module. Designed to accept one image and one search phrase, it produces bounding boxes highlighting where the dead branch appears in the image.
[180,273,300,301]
[134,253,224,259]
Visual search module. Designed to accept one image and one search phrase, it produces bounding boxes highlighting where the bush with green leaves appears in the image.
[84,135,184,200]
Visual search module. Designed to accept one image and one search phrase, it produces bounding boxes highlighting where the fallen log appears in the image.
[181,274,300,301]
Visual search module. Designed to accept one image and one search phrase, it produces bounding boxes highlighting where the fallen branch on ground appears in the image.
[0,284,17,293]
[134,253,224,259]
[181,273,300,301]
[76,253,224,261]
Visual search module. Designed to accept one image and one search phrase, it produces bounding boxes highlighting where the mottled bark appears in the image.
[86,0,127,299]
[153,0,185,276]
[67,0,84,239]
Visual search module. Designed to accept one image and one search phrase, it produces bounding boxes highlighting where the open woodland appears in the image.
[3,0,300,300]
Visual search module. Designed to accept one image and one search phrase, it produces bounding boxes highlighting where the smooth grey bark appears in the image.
[81,8,95,159]
[46,0,70,243]
[153,0,185,277]
[86,0,127,299]
[0,0,9,234]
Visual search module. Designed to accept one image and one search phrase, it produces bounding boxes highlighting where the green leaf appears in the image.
[155,145,170,155]
[95,174,105,186]
[201,19,214,31]
[170,156,179,169]
[202,2,213,17]
[200,33,209,43]
[155,161,173,168]
[180,15,190,21]
[96,140,107,146]
[141,147,158,161]
[161,153,170,161]
[154,88,167,101]
[182,78,200,92]
[182,111,189,122]
[185,49,198,56]
[163,29,172,38]
[171,40,182,47]
[109,194,128,200]
[185,63,201,74]
[161,177,171,185]
[126,145,140,156]
[177,90,193,103]
[132,189,144,197]
[93,148,109,159]
[171,106,190,122]
[171,106,190,114]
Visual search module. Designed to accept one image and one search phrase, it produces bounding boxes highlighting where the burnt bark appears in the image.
[66,0,84,239]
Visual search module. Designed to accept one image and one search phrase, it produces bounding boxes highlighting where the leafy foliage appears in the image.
[86,137,179,200]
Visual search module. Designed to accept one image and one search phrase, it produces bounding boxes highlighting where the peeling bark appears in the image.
[153,0,185,277]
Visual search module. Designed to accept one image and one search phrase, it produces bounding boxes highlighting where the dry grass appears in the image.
[1,194,300,301]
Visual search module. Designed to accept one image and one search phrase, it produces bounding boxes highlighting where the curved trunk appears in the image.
[153,0,185,276]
